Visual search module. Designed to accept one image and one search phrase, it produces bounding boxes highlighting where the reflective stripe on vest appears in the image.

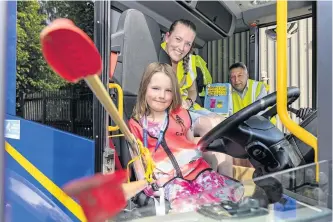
[232,79,263,114]
[251,81,259,102]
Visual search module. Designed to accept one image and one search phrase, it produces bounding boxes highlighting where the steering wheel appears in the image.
[198,87,300,157]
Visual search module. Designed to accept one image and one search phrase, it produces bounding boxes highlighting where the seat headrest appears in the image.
[111,9,162,96]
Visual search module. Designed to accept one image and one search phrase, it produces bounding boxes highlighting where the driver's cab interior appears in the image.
[108,0,328,220]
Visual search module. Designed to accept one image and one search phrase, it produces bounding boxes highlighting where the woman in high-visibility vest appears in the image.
[161,19,233,177]
[161,19,223,135]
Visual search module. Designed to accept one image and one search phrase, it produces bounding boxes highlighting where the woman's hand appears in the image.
[182,99,191,110]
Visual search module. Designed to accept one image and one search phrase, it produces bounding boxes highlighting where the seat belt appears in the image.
[109,51,123,170]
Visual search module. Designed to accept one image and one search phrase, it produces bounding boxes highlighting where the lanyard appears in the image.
[143,111,168,152]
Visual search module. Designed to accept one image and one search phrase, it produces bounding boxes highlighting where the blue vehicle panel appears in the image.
[5,114,95,221]
[6,159,75,222]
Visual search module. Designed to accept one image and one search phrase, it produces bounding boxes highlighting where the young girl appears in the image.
[128,62,244,212]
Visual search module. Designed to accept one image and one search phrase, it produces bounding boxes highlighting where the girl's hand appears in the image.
[154,176,173,187]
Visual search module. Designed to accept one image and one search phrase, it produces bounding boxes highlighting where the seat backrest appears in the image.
[112,9,162,115]
[111,9,167,169]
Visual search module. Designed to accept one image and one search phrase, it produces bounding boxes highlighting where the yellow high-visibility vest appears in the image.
[232,79,263,113]
[232,79,277,124]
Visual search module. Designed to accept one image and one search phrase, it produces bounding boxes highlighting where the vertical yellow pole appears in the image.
[276,0,319,181]
[108,83,124,132]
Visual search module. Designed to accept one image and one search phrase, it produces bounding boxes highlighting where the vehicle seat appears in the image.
[110,8,163,169]
[110,9,171,210]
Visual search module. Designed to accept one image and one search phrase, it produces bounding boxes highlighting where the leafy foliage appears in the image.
[17,0,67,93]
[40,1,94,39]
[16,0,94,114]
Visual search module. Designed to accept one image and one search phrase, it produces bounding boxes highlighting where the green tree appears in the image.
[16,1,94,115]
[17,0,67,93]
[39,0,95,89]
[40,1,94,39]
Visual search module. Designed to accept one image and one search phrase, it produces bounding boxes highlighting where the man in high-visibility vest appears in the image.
[229,62,271,116]
[229,62,276,168]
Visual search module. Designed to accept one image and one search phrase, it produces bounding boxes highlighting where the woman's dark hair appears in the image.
[168,19,196,74]
[169,19,196,34]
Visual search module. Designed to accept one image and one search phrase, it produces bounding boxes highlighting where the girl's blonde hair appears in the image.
[132,62,182,120]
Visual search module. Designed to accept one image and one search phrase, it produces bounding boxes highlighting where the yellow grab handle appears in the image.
[276,1,319,181]
[108,83,124,132]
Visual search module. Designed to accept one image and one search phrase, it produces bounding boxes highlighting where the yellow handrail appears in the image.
[276,1,319,181]
[108,83,124,132]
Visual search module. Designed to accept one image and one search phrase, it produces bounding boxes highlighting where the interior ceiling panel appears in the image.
[222,0,312,30]
[137,1,233,40]
[112,1,236,43]
[112,1,312,38]
[236,0,276,11]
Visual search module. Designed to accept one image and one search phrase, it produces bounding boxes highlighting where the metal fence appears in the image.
[22,86,93,139]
